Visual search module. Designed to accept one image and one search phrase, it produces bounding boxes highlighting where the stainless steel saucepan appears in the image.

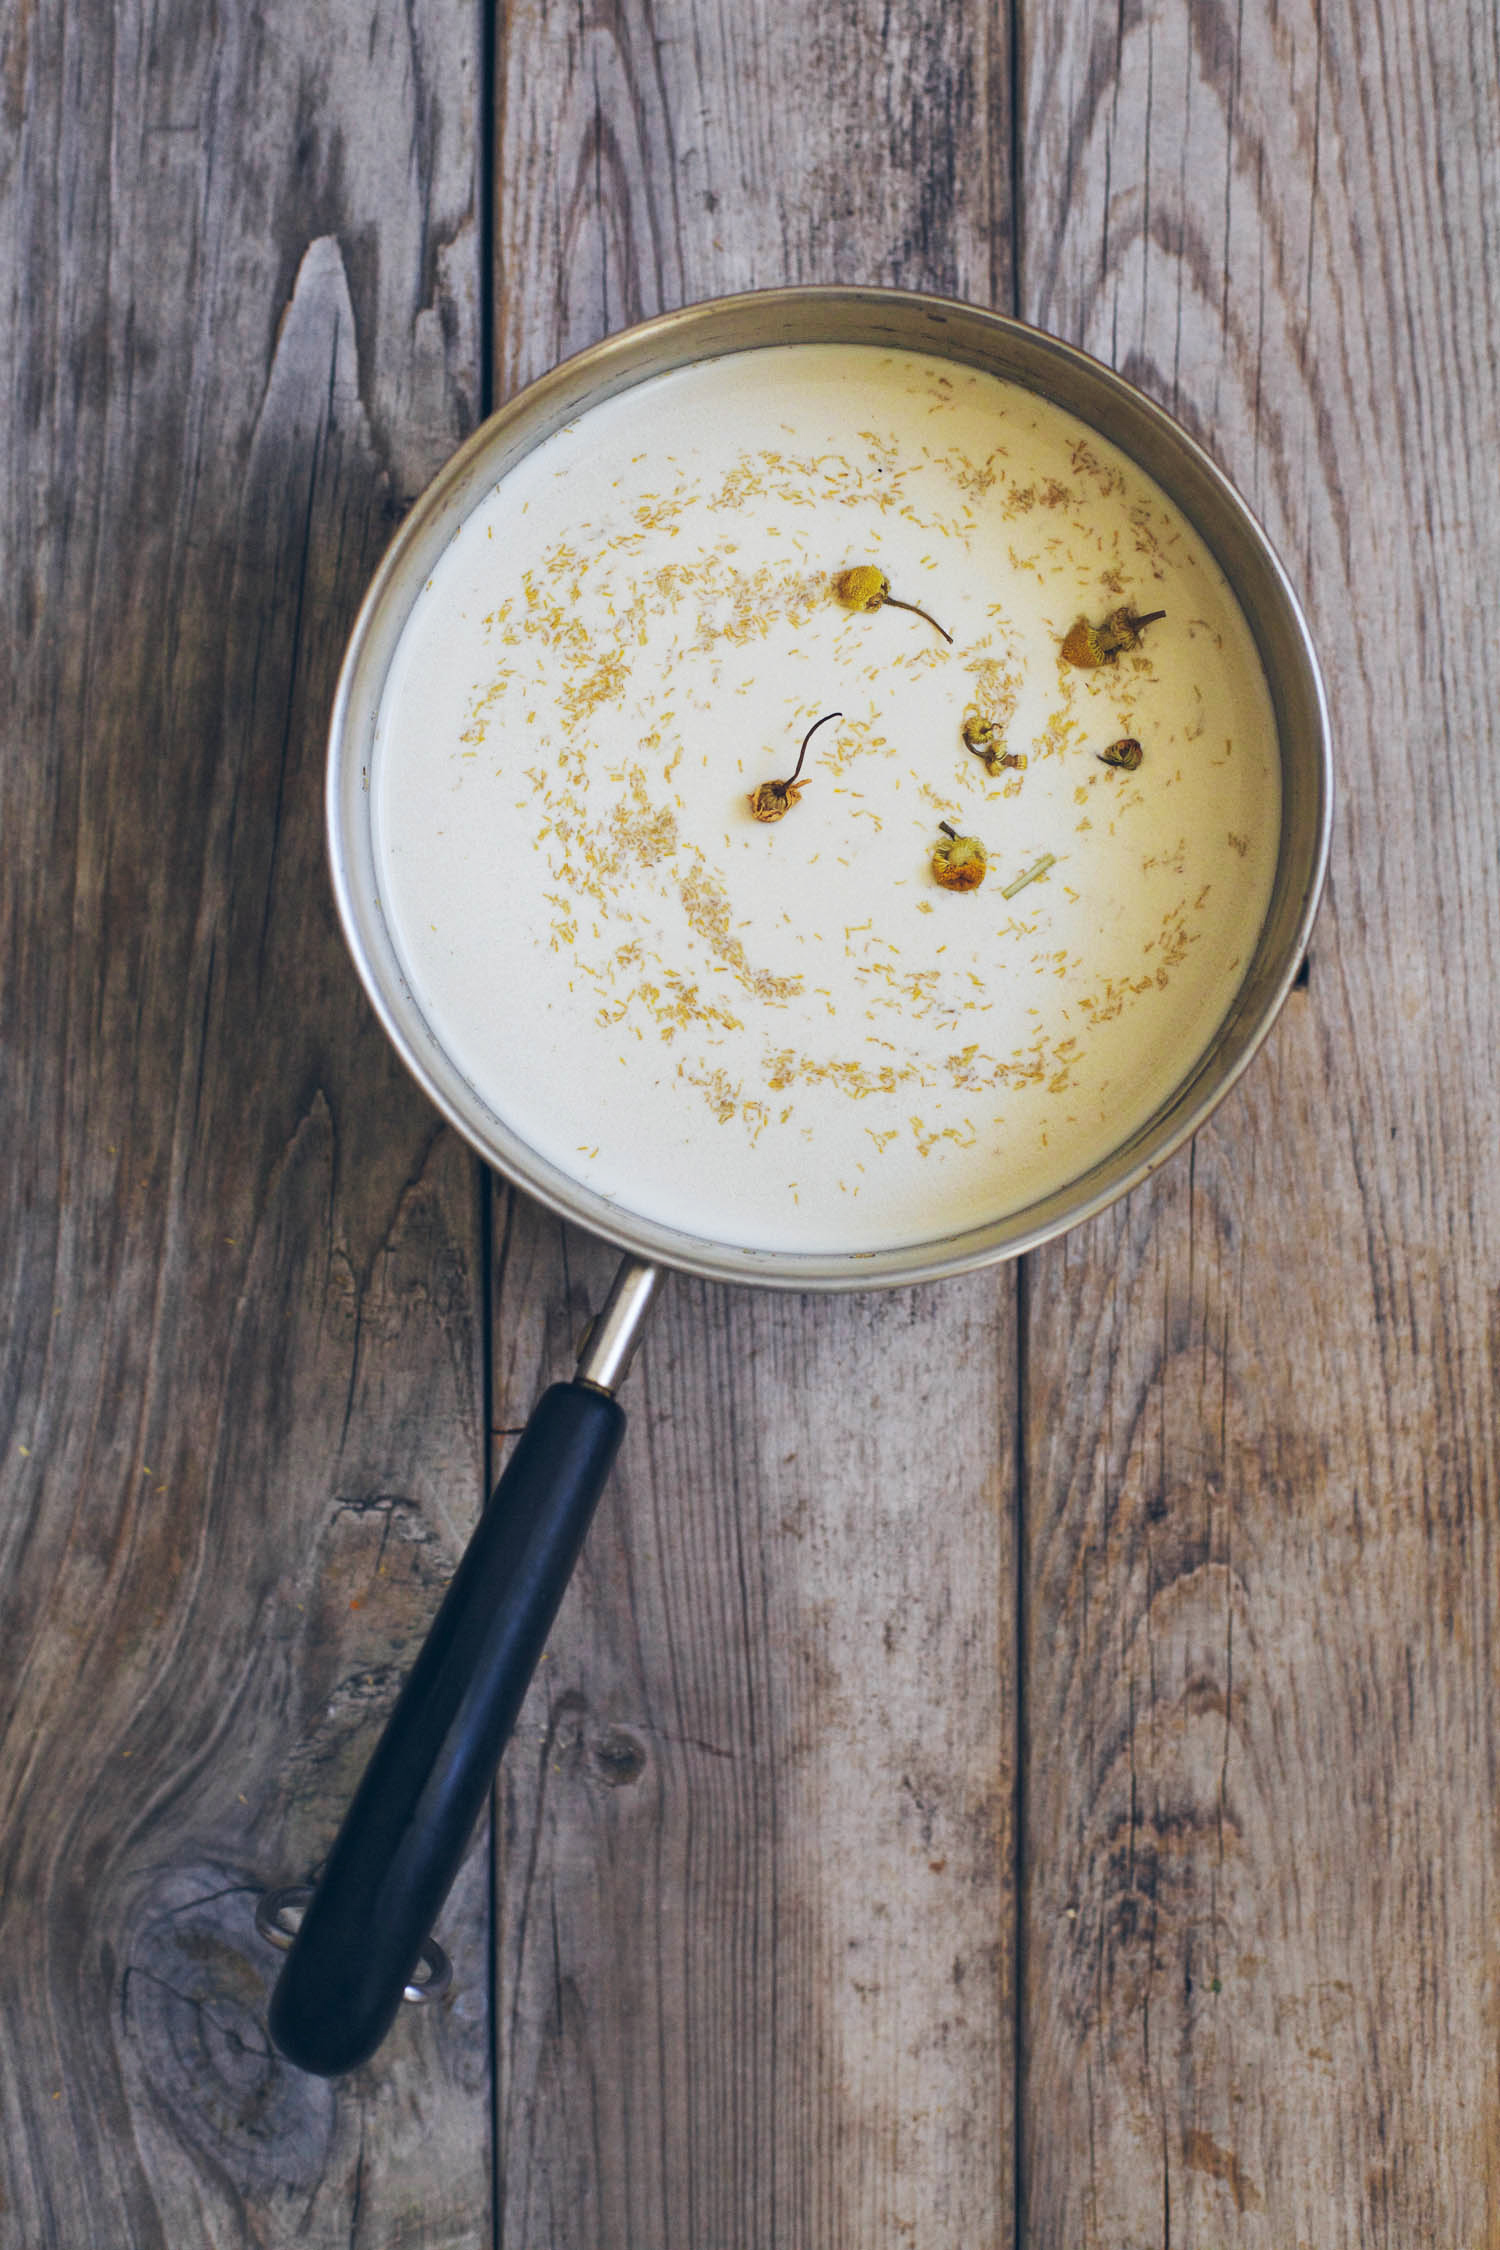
[267,286,1331,2075]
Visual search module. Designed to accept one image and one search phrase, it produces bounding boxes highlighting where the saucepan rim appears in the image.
[326,283,1332,1291]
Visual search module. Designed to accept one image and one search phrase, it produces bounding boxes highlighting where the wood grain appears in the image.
[494,0,1012,390]
[491,1203,1015,2249]
[0,5,491,2242]
[489,8,1019,2241]
[7,0,1496,2238]
[1017,0,1500,2241]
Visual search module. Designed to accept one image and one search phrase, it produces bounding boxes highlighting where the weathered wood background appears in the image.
[2,0,1494,2242]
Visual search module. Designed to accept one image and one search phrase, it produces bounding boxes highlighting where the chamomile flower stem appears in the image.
[881,595,953,644]
[789,708,842,788]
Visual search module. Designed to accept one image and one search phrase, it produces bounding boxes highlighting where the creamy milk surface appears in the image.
[374,344,1279,1253]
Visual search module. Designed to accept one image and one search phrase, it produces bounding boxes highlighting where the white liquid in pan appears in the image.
[374,345,1279,1254]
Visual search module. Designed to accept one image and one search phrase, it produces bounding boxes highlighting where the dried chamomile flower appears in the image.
[834,565,953,645]
[748,709,842,822]
[963,715,1026,776]
[1060,606,1166,668]
[963,714,1002,773]
[834,564,888,613]
[1097,736,1144,771]
[932,820,988,891]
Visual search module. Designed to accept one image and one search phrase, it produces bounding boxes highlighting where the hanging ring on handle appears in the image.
[255,1886,452,2005]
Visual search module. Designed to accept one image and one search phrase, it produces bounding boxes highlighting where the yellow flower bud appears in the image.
[932,822,988,891]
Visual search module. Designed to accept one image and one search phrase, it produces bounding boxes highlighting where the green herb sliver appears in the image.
[1000,853,1056,900]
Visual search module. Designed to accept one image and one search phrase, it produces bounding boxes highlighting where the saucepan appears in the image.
[266,286,1331,2075]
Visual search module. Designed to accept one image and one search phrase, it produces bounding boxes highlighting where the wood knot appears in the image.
[120,1868,334,2186]
[591,1727,647,1787]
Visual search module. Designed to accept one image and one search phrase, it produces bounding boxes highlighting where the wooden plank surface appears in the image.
[492,1210,1015,2248]
[489,6,1018,2245]
[4,0,1497,2242]
[1017,0,1500,2242]
[0,4,492,2243]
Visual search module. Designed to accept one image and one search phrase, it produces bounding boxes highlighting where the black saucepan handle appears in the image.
[268,1260,659,2077]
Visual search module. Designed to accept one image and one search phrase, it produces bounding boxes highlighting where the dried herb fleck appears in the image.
[932,821,988,891]
[1000,852,1056,900]
[1060,606,1166,669]
[748,709,841,822]
[834,564,952,645]
[1097,736,1144,771]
